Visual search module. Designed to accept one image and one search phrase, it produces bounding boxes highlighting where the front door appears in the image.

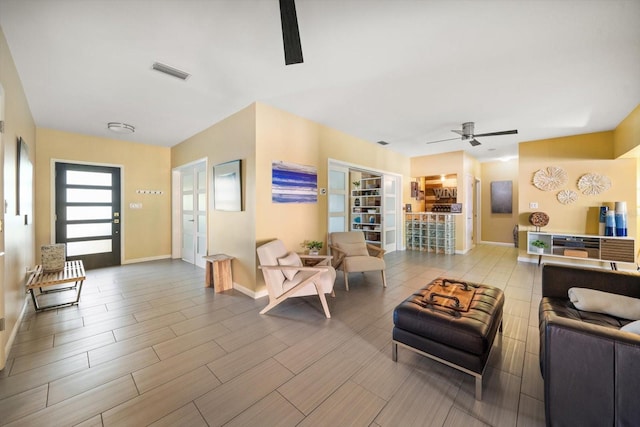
[55,162,121,269]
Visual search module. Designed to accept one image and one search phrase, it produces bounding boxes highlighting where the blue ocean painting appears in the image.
[272,161,317,203]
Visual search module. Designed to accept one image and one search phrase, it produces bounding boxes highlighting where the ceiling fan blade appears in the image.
[468,138,481,147]
[473,129,518,137]
[426,137,460,144]
[451,129,464,136]
[279,0,303,65]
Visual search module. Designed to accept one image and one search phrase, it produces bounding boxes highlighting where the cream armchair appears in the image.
[257,239,336,318]
[329,231,387,291]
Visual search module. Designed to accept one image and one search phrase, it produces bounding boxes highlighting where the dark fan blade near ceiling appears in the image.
[279,0,303,65]
[473,130,518,137]
[426,122,518,147]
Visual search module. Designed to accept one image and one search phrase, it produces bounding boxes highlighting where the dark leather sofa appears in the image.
[539,264,640,427]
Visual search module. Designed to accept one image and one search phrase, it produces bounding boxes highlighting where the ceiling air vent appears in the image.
[376,140,389,146]
[151,62,190,80]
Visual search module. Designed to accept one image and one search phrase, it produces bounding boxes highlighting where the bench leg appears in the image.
[392,341,398,362]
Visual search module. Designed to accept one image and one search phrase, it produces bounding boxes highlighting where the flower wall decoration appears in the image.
[577,173,611,195]
[532,166,568,191]
[557,189,578,204]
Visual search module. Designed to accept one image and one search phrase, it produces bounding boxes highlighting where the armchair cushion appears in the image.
[335,241,369,257]
[568,287,640,320]
[278,251,302,281]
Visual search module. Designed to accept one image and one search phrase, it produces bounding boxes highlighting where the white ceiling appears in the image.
[1,0,639,162]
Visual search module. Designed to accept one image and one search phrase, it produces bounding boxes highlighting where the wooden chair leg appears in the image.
[343,270,349,291]
[381,270,387,288]
[315,286,331,318]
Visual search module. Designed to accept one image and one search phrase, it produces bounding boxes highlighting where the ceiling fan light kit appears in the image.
[426,121,518,147]
[107,122,135,134]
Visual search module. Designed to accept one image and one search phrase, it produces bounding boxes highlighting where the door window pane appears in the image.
[182,173,194,192]
[67,239,112,256]
[329,194,345,213]
[198,215,206,232]
[182,194,193,211]
[67,170,112,186]
[329,217,345,233]
[329,170,346,190]
[67,188,112,203]
[67,206,112,220]
[67,223,112,238]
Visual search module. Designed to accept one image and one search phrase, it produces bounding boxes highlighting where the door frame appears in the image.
[328,158,403,253]
[50,159,125,265]
[171,158,208,265]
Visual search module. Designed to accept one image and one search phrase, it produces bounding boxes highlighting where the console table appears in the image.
[25,260,86,311]
[527,231,635,269]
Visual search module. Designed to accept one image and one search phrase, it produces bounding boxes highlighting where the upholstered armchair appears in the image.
[329,231,387,291]
[257,239,336,318]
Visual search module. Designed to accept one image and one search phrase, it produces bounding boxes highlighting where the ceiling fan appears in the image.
[426,122,518,147]
[279,0,303,65]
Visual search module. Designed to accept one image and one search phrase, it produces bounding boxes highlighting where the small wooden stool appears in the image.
[203,254,234,292]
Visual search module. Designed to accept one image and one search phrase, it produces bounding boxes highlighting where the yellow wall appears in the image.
[254,103,410,292]
[172,102,410,294]
[614,104,640,158]
[0,27,36,369]
[171,104,257,292]
[35,129,172,263]
[481,159,519,244]
[518,131,637,266]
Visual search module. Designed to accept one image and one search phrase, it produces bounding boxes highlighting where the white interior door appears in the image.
[466,174,475,251]
[383,174,399,253]
[328,164,349,235]
[0,84,5,370]
[181,161,207,267]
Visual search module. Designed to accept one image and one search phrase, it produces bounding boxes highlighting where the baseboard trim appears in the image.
[479,240,516,247]
[233,282,268,300]
[3,296,29,370]
[122,255,172,265]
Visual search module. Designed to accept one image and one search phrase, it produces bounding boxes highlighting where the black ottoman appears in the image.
[392,278,504,400]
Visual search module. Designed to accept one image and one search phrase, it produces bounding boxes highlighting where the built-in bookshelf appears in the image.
[351,176,382,245]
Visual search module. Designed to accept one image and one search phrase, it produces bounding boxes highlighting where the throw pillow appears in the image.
[621,320,640,335]
[568,287,640,320]
[336,242,369,257]
[278,251,302,281]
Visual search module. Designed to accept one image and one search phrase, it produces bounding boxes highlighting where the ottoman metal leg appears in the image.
[392,342,398,361]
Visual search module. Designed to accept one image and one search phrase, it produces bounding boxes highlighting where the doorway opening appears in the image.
[327,160,402,253]
[172,160,207,268]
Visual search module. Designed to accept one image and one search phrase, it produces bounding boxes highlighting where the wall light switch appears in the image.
[529,202,538,209]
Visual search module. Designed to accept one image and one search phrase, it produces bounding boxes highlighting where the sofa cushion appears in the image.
[568,287,640,320]
[621,320,640,335]
[278,251,302,281]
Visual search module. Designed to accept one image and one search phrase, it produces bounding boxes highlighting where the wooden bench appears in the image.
[26,260,86,311]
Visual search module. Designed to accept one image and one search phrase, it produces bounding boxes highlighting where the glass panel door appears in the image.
[181,161,207,267]
[55,163,121,269]
[328,164,349,234]
[383,174,398,253]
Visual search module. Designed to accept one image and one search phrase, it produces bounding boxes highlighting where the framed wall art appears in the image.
[213,160,242,211]
[490,180,512,214]
[17,136,33,223]
[272,161,317,203]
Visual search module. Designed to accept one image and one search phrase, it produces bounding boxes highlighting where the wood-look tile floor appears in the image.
[0,245,545,426]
